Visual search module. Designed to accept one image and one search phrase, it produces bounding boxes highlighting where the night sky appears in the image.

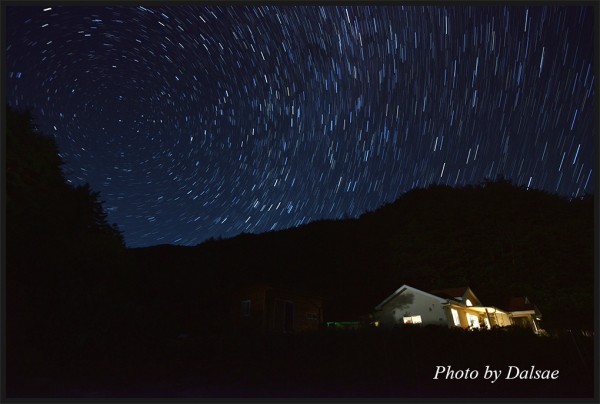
[6,5,596,248]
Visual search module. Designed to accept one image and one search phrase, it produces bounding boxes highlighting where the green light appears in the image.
[325,321,362,326]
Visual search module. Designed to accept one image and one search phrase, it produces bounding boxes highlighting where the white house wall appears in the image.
[490,311,512,327]
[375,289,448,327]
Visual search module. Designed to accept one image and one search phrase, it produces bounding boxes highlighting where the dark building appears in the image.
[505,296,543,333]
[231,282,324,334]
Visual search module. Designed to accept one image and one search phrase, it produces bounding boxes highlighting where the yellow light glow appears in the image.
[403,315,422,324]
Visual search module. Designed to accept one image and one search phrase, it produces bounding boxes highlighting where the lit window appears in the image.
[403,315,422,324]
[465,299,473,306]
[451,308,460,326]
[241,299,251,317]
[466,313,480,329]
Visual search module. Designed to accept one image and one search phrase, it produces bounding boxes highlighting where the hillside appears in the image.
[128,179,594,333]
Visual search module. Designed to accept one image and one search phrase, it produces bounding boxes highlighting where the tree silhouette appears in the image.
[6,105,127,378]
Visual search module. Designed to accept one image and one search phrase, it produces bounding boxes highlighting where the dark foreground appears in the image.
[7,326,595,399]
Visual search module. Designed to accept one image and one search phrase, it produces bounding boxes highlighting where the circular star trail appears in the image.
[6,5,596,247]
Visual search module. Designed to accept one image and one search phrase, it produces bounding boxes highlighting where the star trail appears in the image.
[6,5,596,247]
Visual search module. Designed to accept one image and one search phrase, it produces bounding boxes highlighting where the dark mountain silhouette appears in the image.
[128,178,593,334]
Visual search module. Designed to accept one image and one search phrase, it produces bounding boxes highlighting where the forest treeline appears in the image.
[5,106,594,395]
[6,106,131,382]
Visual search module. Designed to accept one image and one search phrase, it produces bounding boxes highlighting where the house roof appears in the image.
[234,281,327,301]
[375,284,448,310]
[507,296,536,312]
[430,286,470,300]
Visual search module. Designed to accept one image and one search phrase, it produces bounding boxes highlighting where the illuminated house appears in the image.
[372,285,541,332]
[230,282,324,334]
